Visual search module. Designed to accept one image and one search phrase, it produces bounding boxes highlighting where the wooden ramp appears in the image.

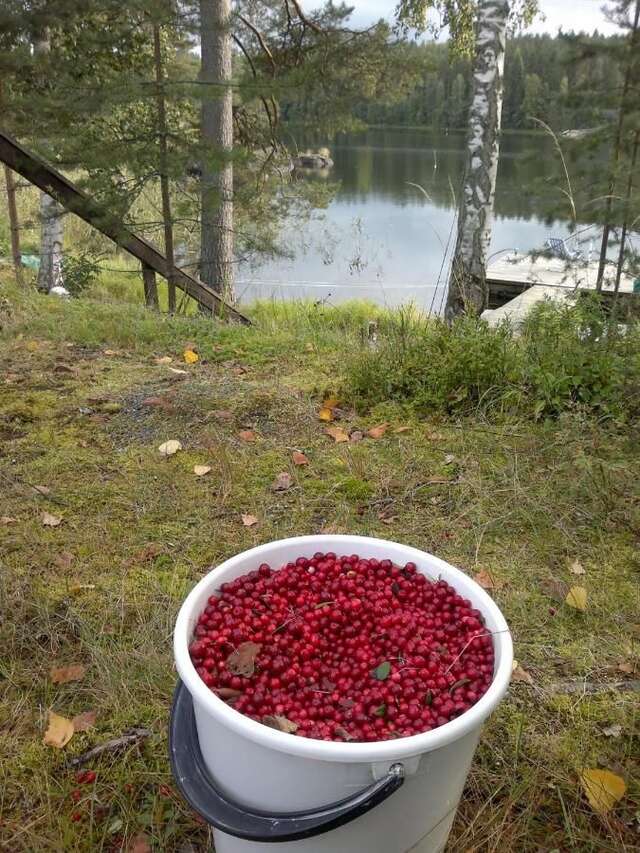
[0,130,250,324]
[484,251,636,325]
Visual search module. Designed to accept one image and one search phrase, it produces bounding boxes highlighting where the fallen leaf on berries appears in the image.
[579,769,626,815]
[214,687,242,703]
[565,586,587,611]
[372,661,391,680]
[511,661,533,684]
[325,426,349,443]
[238,429,256,442]
[184,349,199,364]
[43,711,74,748]
[602,724,622,738]
[474,570,504,590]
[319,407,334,422]
[334,726,354,741]
[367,423,388,439]
[154,355,172,364]
[241,514,259,527]
[262,715,298,733]
[158,439,182,456]
[42,512,62,527]
[292,451,309,466]
[227,642,261,677]
[54,552,74,569]
[194,465,212,477]
[569,559,586,575]
[1,516,17,525]
[271,472,293,492]
[128,834,152,853]
[72,710,97,732]
[51,664,86,684]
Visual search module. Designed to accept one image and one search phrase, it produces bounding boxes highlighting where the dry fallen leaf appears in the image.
[262,715,299,734]
[167,367,188,376]
[128,834,152,853]
[128,543,163,565]
[334,726,354,741]
[473,570,505,591]
[103,349,118,356]
[569,559,586,575]
[227,642,261,677]
[318,407,334,422]
[511,660,533,684]
[349,430,364,443]
[325,426,349,443]
[616,661,635,675]
[238,429,256,442]
[444,453,456,465]
[579,769,626,815]
[43,711,74,749]
[142,396,175,412]
[158,439,182,456]
[394,425,412,433]
[54,551,74,569]
[367,422,388,439]
[210,409,234,421]
[194,465,212,477]
[154,355,173,364]
[271,472,293,492]
[565,586,587,611]
[72,710,97,732]
[541,577,568,602]
[67,582,96,595]
[602,723,623,738]
[42,512,62,527]
[292,451,309,466]
[51,663,86,684]
[241,513,259,527]
[33,484,51,496]
[183,349,199,364]
[1,516,17,525]
[322,395,340,410]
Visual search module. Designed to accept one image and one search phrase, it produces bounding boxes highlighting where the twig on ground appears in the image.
[67,727,152,768]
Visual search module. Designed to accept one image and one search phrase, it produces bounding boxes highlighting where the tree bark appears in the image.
[445,0,508,320]
[152,21,177,313]
[34,30,65,293]
[4,165,23,285]
[200,0,234,309]
[596,0,640,292]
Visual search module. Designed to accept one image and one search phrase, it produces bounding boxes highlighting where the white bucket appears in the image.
[173,535,513,853]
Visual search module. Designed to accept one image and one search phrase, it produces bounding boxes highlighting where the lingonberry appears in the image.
[189,553,494,742]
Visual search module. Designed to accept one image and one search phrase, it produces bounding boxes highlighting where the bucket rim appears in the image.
[174,535,513,763]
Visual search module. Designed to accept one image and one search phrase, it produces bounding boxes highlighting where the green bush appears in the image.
[347,297,640,421]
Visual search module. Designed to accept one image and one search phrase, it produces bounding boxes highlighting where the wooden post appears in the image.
[142,263,159,310]
[4,165,23,285]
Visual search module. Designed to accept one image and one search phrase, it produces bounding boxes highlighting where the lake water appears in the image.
[236,128,591,311]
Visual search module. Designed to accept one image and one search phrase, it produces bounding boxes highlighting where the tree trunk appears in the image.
[153,21,177,313]
[200,0,234,309]
[34,30,65,293]
[4,165,23,285]
[445,0,508,320]
[596,0,640,292]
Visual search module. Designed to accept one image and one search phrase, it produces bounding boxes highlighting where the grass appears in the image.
[1,275,639,851]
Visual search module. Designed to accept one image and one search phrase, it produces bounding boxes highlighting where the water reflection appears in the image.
[236,128,579,310]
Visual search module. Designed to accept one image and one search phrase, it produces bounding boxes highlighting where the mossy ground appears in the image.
[1,280,639,851]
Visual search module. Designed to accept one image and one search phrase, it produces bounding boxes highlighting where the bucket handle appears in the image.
[169,681,405,842]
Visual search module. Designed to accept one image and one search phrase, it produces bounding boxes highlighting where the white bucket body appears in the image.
[174,536,513,853]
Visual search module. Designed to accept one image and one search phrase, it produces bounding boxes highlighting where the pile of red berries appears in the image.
[188,552,494,742]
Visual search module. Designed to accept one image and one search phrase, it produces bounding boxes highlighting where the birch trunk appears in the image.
[445,0,508,320]
[34,30,65,293]
[4,165,23,285]
[200,0,234,308]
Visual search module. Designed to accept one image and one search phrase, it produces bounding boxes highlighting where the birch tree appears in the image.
[200,0,234,306]
[445,0,508,319]
[34,29,65,293]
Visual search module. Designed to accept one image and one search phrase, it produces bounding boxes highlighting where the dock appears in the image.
[483,252,636,325]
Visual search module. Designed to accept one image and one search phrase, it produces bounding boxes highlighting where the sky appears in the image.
[347,0,624,35]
